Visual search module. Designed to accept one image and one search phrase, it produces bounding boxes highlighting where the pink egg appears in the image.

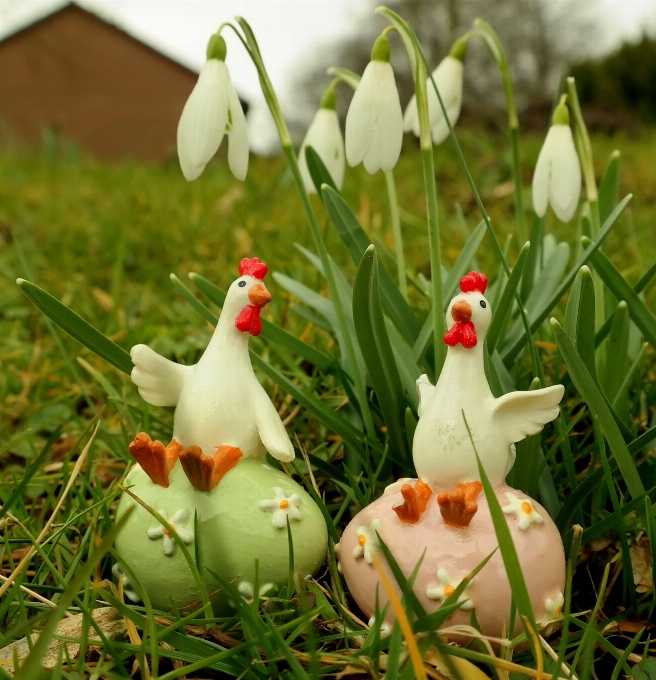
[336,481,565,640]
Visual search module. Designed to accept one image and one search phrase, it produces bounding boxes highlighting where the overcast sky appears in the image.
[2,0,656,150]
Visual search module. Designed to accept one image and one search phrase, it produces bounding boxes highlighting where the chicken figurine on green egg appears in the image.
[113,257,327,612]
[336,271,567,639]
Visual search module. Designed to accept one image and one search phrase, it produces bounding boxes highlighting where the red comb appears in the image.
[238,257,268,280]
[460,271,487,294]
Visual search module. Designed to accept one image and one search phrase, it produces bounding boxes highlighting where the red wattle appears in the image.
[235,306,262,336]
[459,321,477,348]
[443,325,461,347]
[443,321,477,348]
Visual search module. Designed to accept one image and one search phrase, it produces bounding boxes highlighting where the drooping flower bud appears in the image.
[177,32,248,182]
[299,86,345,192]
[345,34,403,174]
[532,95,581,222]
[404,36,467,146]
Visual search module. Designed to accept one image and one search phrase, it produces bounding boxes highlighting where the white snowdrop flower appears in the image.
[146,508,194,556]
[426,568,474,610]
[404,38,467,145]
[352,518,382,564]
[177,33,248,182]
[502,493,544,531]
[299,88,345,193]
[544,592,564,619]
[259,487,302,528]
[345,35,403,174]
[532,95,581,222]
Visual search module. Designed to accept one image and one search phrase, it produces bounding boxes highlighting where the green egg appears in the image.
[114,457,328,612]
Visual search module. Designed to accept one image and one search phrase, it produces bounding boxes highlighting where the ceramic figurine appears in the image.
[114,258,327,612]
[336,272,566,639]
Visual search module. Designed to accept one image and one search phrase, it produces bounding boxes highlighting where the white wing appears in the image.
[254,385,295,462]
[491,384,565,444]
[416,374,435,418]
[130,344,193,407]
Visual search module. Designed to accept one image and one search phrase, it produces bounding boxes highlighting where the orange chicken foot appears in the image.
[179,445,243,492]
[392,479,433,524]
[437,481,483,527]
[129,432,183,488]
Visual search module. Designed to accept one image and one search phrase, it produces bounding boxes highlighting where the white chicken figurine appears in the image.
[409,270,565,525]
[113,257,327,613]
[128,257,294,491]
[336,271,567,640]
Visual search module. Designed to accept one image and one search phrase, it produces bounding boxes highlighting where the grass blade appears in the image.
[462,412,538,642]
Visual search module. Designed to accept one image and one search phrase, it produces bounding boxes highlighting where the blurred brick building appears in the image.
[0,1,239,160]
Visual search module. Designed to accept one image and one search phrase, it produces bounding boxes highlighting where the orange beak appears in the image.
[248,283,272,308]
[451,299,472,323]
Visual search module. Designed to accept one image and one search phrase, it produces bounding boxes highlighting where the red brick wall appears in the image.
[0,5,199,159]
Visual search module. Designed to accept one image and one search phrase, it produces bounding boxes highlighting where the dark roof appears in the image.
[0,0,201,75]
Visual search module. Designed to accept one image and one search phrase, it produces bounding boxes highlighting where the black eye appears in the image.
[238,281,246,287]
[480,300,487,308]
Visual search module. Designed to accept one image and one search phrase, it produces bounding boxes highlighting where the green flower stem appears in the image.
[225,19,376,440]
[567,77,605,364]
[377,6,445,372]
[422,147,445,372]
[473,19,526,243]
[419,46,540,379]
[384,170,408,302]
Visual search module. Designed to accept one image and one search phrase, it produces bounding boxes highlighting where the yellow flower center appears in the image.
[521,501,532,514]
[279,499,289,509]
[555,605,563,617]
[359,535,367,546]
[443,585,455,597]
[163,525,174,539]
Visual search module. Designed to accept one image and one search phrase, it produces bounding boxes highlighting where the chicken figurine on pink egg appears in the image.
[336,271,567,639]
[113,258,327,612]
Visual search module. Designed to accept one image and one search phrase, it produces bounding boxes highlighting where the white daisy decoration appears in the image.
[544,592,564,619]
[232,580,276,607]
[426,568,474,610]
[352,518,382,565]
[112,563,140,603]
[368,616,392,638]
[502,493,544,531]
[259,487,302,528]
[146,508,194,556]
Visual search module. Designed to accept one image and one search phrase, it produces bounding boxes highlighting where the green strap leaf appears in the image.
[322,185,421,345]
[588,245,656,349]
[353,245,411,463]
[487,240,530,354]
[17,278,132,375]
[571,266,598,382]
[502,194,632,362]
[551,319,644,501]
[599,150,621,226]
[602,301,629,403]
[305,145,338,196]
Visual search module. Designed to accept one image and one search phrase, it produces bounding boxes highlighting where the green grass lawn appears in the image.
[2,128,655,443]
[1,125,655,678]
